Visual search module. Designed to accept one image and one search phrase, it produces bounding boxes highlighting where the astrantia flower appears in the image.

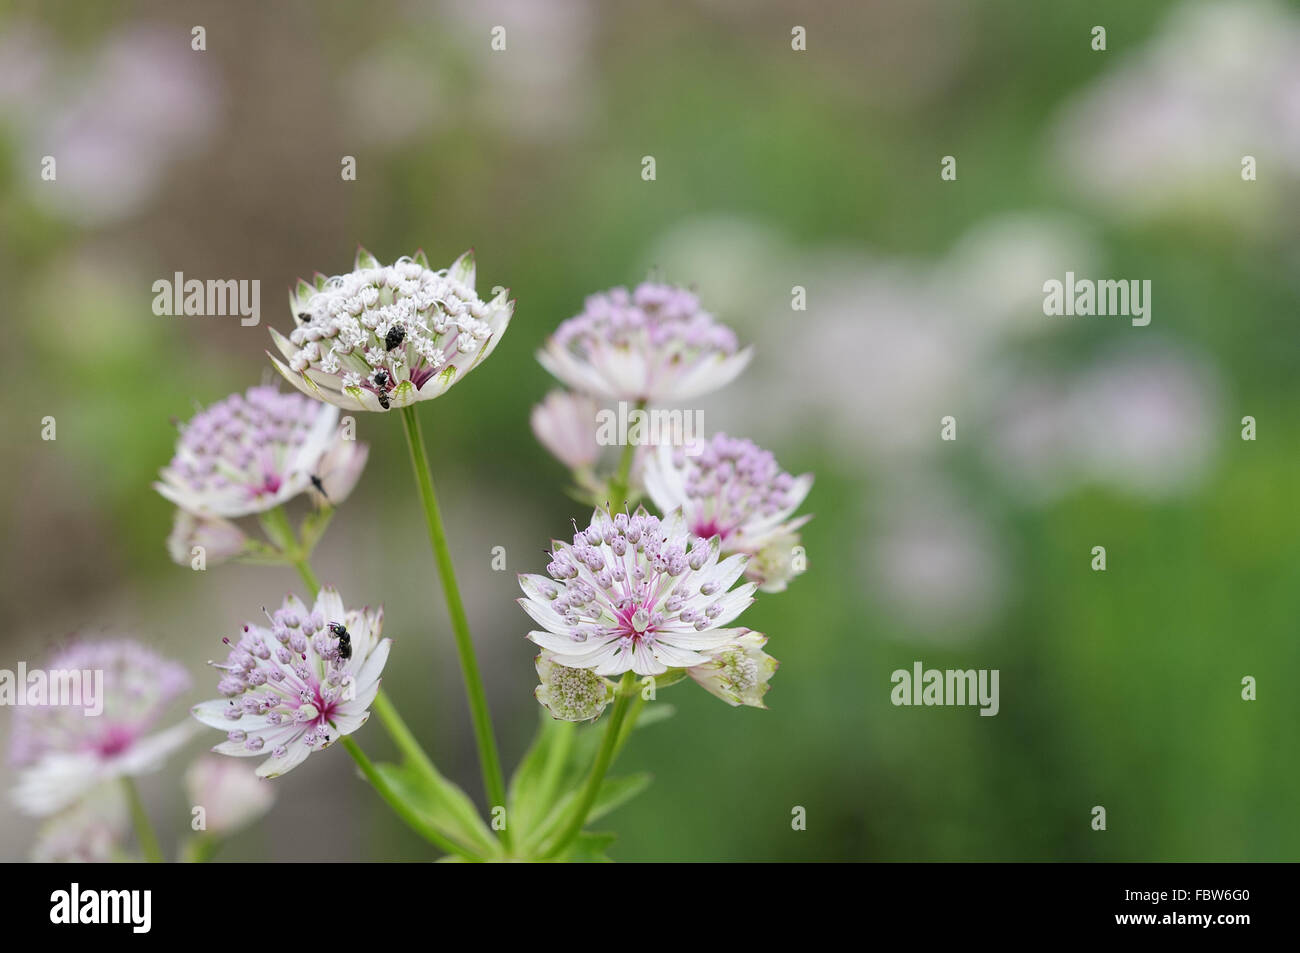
[642,433,813,592]
[687,632,777,708]
[31,781,129,862]
[531,389,600,471]
[519,506,759,677]
[10,640,195,817]
[534,652,613,722]
[155,385,366,519]
[269,248,513,412]
[185,756,275,835]
[537,282,751,403]
[167,510,248,567]
[191,587,389,779]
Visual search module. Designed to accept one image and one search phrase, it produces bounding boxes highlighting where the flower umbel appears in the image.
[643,433,813,592]
[184,756,276,835]
[155,385,365,519]
[269,247,514,412]
[538,282,752,403]
[686,632,778,708]
[519,506,759,677]
[10,640,194,816]
[531,389,601,472]
[534,652,613,722]
[192,587,389,779]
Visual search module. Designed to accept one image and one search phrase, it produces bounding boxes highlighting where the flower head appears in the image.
[269,248,513,412]
[519,506,758,677]
[10,639,194,816]
[534,652,613,722]
[686,632,777,708]
[192,587,389,779]
[642,433,813,592]
[531,389,601,471]
[185,755,276,835]
[538,282,751,403]
[155,385,365,519]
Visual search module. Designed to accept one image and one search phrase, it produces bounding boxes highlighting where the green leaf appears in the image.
[372,761,500,859]
[526,772,653,856]
[507,713,575,839]
[558,831,617,862]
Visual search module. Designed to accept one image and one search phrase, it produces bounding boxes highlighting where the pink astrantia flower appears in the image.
[537,282,752,403]
[518,506,760,677]
[10,640,194,817]
[155,385,367,519]
[686,632,778,708]
[167,510,248,567]
[191,587,389,779]
[269,248,514,412]
[642,433,813,592]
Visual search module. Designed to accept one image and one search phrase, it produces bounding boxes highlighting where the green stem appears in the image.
[340,735,479,860]
[542,671,637,860]
[606,401,645,511]
[182,835,221,864]
[399,405,509,846]
[122,777,163,863]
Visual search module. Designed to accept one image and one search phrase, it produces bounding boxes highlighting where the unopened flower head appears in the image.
[519,506,758,677]
[531,389,601,471]
[167,511,248,567]
[156,385,366,519]
[185,755,276,835]
[269,248,513,412]
[534,652,612,722]
[687,632,777,708]
[538,282,752,403]
[192,587,389,779]
[643,433,813,592]
[10,639,194,817]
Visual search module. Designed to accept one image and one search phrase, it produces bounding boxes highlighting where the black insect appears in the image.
[309,474,330,503]
[371,369,391,410]
[384,325,406,351]
[328,622,352,661]
[296,312,311,323]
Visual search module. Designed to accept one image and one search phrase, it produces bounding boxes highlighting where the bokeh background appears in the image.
[2,0,1298,861]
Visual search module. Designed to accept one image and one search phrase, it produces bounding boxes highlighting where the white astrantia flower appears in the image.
[31,781,130,862]
[537,282,752,403]
[10,640,196,817]
[519,506,759,677]
[533,652,613,722]
[269,247,514,412]
[642,433,813,592]
[686,632,778,708]
[191,587,389,779]
[167,510,248,567]
[531,389,600,471]
[185,755,276,835]
[155,385,366,519]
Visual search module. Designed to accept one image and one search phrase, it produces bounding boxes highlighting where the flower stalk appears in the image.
[122,777,163,864]
[399,405,509,846]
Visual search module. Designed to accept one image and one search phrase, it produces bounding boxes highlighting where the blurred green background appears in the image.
[1,0,1297,861]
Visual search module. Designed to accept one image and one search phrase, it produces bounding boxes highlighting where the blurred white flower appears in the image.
[167,511,248,567]
[1050,0,1300,226]
[531,390,601,471]
[31,782,129,863]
